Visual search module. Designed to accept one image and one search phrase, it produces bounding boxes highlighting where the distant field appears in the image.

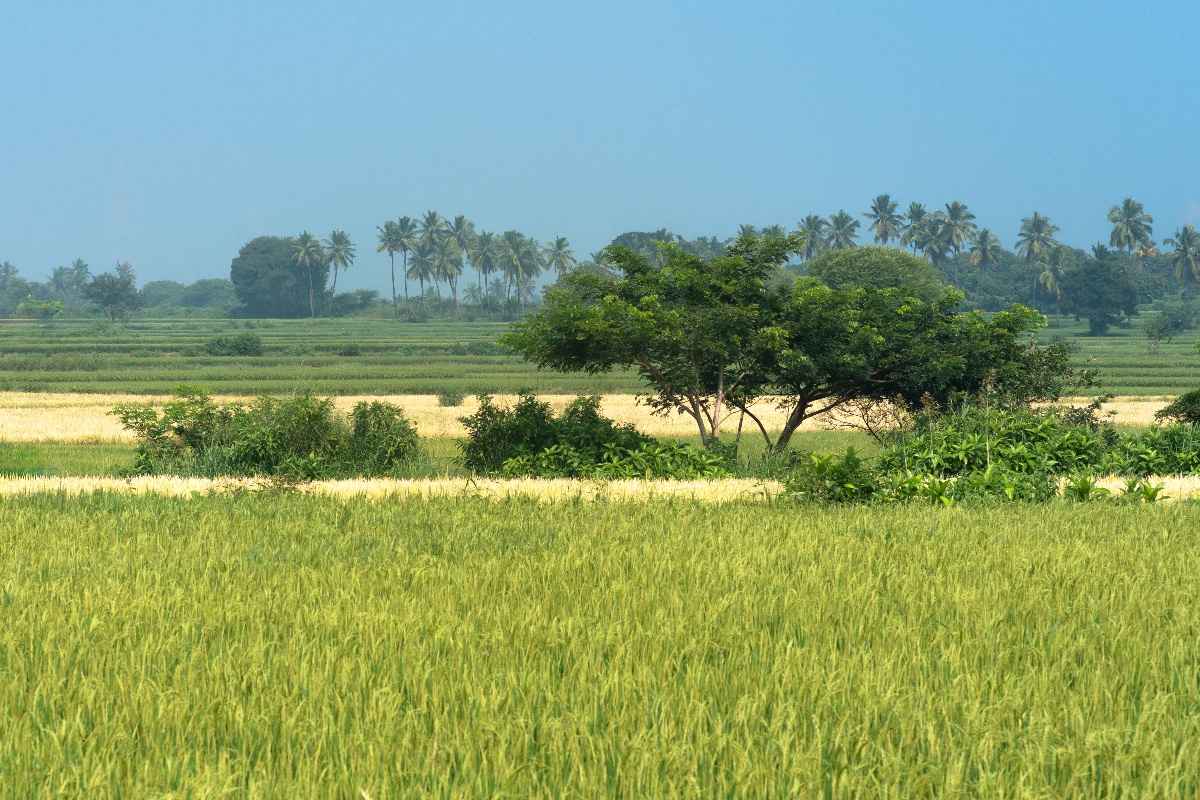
[0,316,1198,397]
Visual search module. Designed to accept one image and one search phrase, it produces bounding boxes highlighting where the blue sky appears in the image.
[2,0,1198,290]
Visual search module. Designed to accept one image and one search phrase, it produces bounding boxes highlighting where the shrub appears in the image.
[204,332,264,357]
[459,393,648,474]
[112,391,420,478]
[1155,390,1200,425]
[437,389,466,407]
[501,440,730,480]
[336,344,362,357]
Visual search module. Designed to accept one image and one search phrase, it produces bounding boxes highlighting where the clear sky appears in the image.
[2,0,1198,290]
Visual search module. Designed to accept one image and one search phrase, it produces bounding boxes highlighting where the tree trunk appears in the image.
[402,251,409,302]
[390,253,397,317]
[307,269,315,317]
[771,401,811,452]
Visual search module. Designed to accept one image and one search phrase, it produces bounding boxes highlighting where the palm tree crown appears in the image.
[826,211,860,249]
[543,236,577,277]
[323,229,355,296]
[1016,212,1060,262]
[969,229,1003,268]
[797,215,828,260]
[864,194,902,245]
[1166,225,1200,287]
[900,202,928,252]
[1107,197,1154,255]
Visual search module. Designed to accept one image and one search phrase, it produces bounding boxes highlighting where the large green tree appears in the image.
[84,262,142,320]
[230,236,328,318]
[1058,246,1138,335]
[1107,197,1154,261]
[505,234,1069,451]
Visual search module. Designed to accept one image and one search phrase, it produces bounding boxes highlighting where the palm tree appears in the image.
[543,236,577,277]
[761,224,787,240]
[376,220,402,314]
[1038,262,1063,310]
[1107,197,1154,266]
[797,215,828,260]
[1016,212,1060,262]
[395,216,418,302]
[737,224,758,239]
[919,213,952,266]
[291,231,325,317]
[969,228,1003,269]
[469,231,497,298]
[408,241,435,299]
[864,194,902,245]
[941,202,977,255]
[900,202,928,253]
[826,211,860,249]
[447,215,475,276]
[436,235,463,306]
[498,231,542,307]
[1165,225,1200,291]
[323,229,355,299]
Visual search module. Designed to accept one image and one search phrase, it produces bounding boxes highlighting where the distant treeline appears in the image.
[4,197,1197,322]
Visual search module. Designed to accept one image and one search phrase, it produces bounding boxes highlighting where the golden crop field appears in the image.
[0,391,1174,443]
[3,493,1200,796]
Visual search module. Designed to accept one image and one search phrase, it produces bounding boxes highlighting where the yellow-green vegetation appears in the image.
[3,493,1200,796]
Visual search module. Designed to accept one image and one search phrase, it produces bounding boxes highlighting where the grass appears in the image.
[1,315,1198,396]
[1,493,1199,796]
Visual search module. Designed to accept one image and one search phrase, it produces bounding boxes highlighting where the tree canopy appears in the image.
[505,234,1076,451]
[230,236,329,318]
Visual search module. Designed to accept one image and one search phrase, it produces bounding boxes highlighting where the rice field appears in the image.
[1,493,1199,796]
[1,315,1198,397]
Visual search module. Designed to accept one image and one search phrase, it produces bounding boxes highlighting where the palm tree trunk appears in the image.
[402,251,409,301]
[389,253,397,317]
[307,269,315,317]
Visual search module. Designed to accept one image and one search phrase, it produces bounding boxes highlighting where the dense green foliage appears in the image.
[4,494,1200,795]
[112,391,420,479]
[203,332,264,356]
[507,235,1083,450]
[1058,247,1140,335]
[230,236,331,318]
[803,246,945,301]
[1156,389,1200,425]
[458,393,649,474]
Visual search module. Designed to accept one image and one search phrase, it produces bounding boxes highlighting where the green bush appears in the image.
[459,393,648,475]
[502,440,729,480]
[204,332,264,357]
[112,391,420,479]
[437,389,466,407]
[1155,390,1200,426]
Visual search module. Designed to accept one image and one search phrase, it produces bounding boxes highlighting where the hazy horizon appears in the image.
[3,0,1197,291]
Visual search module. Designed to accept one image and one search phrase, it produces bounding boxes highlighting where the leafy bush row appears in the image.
[460,393,729,479]
[112,391,420,480]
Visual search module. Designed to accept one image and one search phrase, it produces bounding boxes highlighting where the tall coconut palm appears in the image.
[446,215,475,274]
[543,236,577,277]
[1166,225,1200,291]
[1016,212,1060,263]
[761,224,787,240]
[797,215,828,260]
[408,241,435,299]
[469,231,497,297]
[395,216,418,303]
[436,235,463,306]
[826,211,860,249]
[1107,197,1154,265]
[938,201,977,285]
[499,230,542,307]
[376,220,402,315]
[864,194,902,245]
[737,224,758,239]
[419,210,445,249]
[969,228,1003,269]
[291,231,324,317]
[900,202,928,253]
[919,213,952,266]
[323,229,355,299]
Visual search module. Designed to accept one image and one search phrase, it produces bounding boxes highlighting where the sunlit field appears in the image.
[2,494,1199,796]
